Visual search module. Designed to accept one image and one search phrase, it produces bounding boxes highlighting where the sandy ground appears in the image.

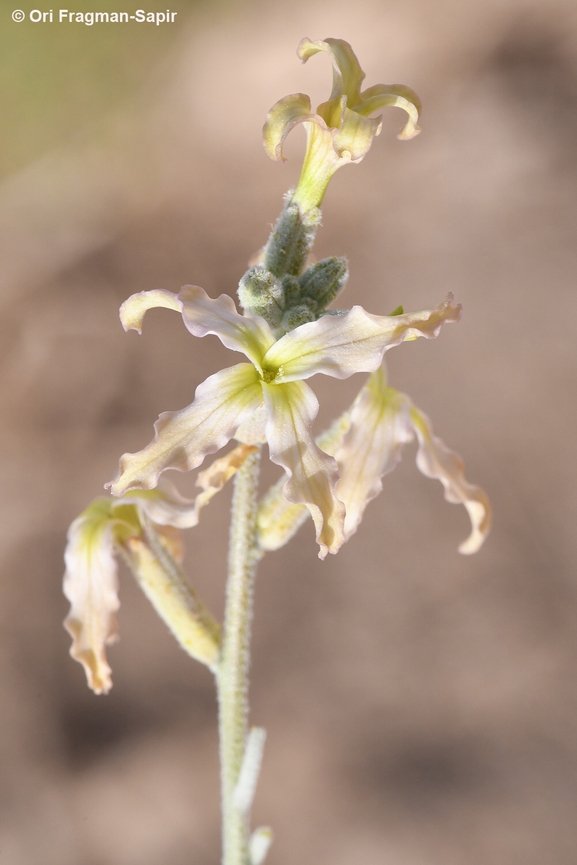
[1,0,577,863]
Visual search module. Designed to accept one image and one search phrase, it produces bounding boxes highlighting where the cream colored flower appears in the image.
[263,37,421,212]
[258,365,491,555]
[63,477,241,693]
[63,497,123,694]
[107,286,461,559]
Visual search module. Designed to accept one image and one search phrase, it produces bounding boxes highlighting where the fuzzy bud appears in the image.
[281,299,317,332]
[238,266,284,329]
[263,201,321,278]
[280,274,301,307]
[299,257,348,311]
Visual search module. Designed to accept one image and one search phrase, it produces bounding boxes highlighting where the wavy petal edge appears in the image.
[107,364,262,496]
[409,405,492,554]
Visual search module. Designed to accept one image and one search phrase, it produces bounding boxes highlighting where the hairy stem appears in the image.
[217,447,262,865]
[118,519,221,671]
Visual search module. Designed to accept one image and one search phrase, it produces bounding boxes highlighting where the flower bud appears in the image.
[299,257,348,311]
[280,274,301,307]
[281,299,317,332]
[263,201,321,278]
[238,266,284,329]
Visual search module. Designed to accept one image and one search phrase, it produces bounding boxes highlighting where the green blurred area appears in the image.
[0,0,219,178]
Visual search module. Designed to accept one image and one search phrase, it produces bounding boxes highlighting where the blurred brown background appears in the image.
[1,0,577,862]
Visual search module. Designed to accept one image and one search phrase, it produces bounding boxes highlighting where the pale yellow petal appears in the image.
[257,412,351,551]
[333,107,382,162]
[122,450,258,533]
[409,405,491,554]
[178,285,274,370]
[262,380,345,559]
[262,92,315,161]
[262,296,460,384]
[63,499,119,695]
[119,289,182,334]
[297,37,366,106]
[193,444,259,522]
[356,83,421,140]
[335,367,413,539]
[256,482,308,552]
[366,293,462,342]
[107,364,262,496]
[120,484,199,529]
[235,403,267,445]
[262,306,390,382]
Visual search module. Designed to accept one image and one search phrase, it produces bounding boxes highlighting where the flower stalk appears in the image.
[217,447,262,865]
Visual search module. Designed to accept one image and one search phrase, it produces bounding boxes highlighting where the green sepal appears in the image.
[298,256,348,311]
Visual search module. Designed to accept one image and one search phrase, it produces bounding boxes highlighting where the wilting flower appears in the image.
[107,286,461,559]
[63,480,237,693]
[258,364,491,554]
[264,37,421,213]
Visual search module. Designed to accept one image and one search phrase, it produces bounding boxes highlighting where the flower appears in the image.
[63,481,233,693]
[263,37,421,213]
[106,286,461,559]
[258,364,491,555]
[63,497,123,694]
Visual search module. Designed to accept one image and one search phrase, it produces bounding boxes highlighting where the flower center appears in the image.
[261,368,277,384]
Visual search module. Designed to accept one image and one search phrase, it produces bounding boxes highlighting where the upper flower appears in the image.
[107,286,461,559]
[263,38,421,212]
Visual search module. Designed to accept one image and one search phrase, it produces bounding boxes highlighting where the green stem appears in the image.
[217,447,262,865]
